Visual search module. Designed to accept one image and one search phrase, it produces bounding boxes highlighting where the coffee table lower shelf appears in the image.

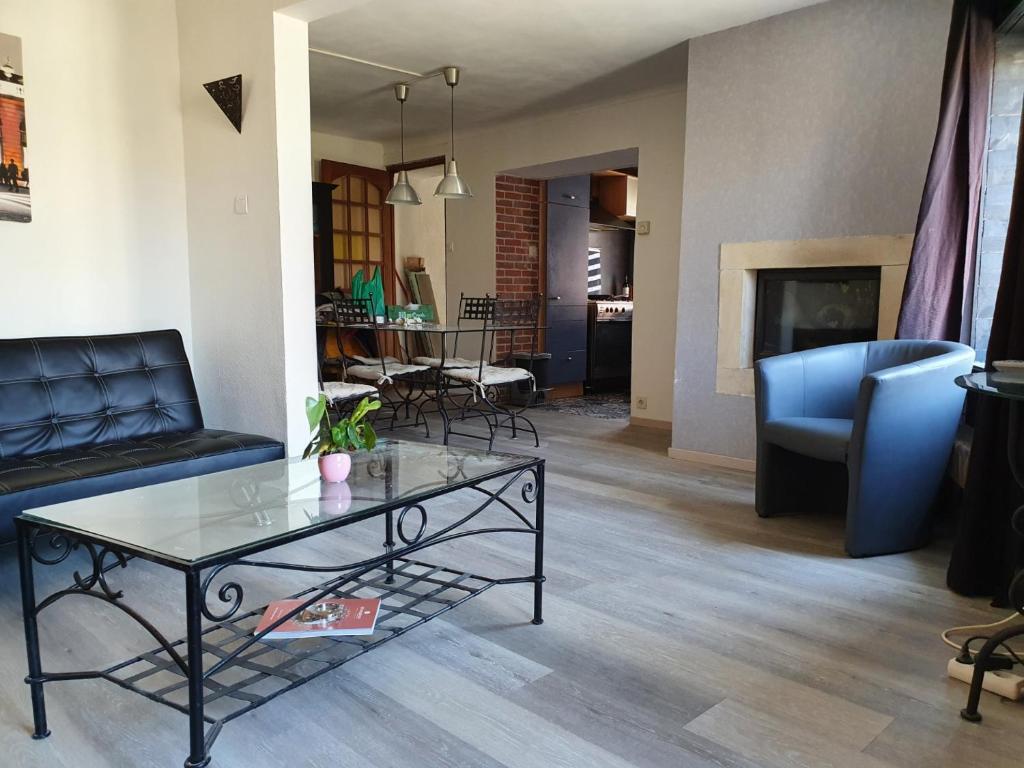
[24,554,528,768]
[95,559,499,748]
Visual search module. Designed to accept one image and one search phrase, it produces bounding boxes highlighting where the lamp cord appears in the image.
[450,84,456,161]
[400,98,405,167]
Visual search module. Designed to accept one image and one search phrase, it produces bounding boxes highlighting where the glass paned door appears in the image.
[320,160,394,306]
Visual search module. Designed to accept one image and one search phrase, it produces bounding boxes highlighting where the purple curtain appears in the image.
[896,0,996,343]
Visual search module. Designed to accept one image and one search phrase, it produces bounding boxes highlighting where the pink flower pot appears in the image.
[318,452,352,483]
[319,480,352,517]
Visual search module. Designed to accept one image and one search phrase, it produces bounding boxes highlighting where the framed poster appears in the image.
[0,32,29,223]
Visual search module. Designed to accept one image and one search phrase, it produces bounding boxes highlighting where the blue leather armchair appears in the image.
[754,340,975,557]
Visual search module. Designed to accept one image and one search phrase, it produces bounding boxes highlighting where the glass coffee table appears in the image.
[16,440,545,767]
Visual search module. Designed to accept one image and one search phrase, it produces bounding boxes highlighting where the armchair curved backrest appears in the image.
[756,340,973,423]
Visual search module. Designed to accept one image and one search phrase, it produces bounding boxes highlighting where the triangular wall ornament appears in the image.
[203,74,242,133]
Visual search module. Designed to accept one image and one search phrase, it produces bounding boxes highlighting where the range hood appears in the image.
[589,174,636,231]
[590,200,635,231]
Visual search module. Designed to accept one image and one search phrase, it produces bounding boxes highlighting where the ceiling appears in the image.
[308,0,827,143]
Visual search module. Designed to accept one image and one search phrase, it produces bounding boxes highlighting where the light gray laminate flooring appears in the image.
[0,407,1021,767]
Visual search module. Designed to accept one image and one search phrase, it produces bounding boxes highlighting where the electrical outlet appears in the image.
[636,220,651,236]
[636,397,648,410]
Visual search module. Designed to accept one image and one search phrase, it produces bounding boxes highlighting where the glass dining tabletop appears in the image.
[956,371,1024,402]
[19,440,538,568]
[316,321,544,333]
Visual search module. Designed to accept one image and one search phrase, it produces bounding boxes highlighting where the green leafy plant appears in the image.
[303,395,381,459]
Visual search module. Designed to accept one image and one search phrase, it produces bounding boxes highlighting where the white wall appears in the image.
[672,0,951,461]
[0,0,191,346]
[393,166,447,321]
[397,85,687,424]
[311,130,384,177]
[176,0,317,452]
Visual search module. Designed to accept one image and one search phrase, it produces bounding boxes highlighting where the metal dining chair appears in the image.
[412,293,493,370]
[331,297,431,435]
[442,295,542,450]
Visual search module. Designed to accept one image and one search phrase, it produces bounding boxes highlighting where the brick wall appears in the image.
[495,174,542,356]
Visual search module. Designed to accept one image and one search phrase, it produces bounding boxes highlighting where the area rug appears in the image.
[537,393,630,420]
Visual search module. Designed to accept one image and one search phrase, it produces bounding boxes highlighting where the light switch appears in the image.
[636,220,651,235]
[234,195,249,215]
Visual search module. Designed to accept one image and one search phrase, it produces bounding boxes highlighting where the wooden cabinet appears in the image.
[545,175,590,386]
[597,175,637,219]
[312,182,336,295]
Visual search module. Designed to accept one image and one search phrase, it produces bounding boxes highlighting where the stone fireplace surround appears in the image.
[716,235,912,397]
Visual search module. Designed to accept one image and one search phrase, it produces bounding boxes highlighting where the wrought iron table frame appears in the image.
[17,457,545,768]
[954,373,1024,722]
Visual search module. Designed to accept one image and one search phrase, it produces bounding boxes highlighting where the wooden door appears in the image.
[320,160,395,306]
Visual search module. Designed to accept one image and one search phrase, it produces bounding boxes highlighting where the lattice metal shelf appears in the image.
[101,559,496,725]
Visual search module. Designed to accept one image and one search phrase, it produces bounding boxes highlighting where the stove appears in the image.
[592,300,634,322]
[587,300,633,389]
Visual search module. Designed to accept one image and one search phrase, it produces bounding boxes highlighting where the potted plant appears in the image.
[303,395,381,483]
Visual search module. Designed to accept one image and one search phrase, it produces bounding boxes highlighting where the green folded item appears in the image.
[351,267,385,318]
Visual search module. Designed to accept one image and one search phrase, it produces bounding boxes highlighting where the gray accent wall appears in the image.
[672,0,953,460]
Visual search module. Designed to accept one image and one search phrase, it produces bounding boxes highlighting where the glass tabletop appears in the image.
[956,371,1024,402]
[19,440,538,567]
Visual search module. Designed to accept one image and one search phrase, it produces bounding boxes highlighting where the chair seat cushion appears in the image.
[347,363,429,384]
[412,356,484,369]
[0,429,284,542]
[322,381,378,403]
[762,417,853,463]
[443,366,534,387]
[351,355,399,365]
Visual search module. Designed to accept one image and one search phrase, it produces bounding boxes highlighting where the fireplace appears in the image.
[753,266,881,361]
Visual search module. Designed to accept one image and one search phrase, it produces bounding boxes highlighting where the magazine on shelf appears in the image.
[255,597,381,640]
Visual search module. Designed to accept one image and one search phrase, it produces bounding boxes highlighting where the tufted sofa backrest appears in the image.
[0,330,203,459]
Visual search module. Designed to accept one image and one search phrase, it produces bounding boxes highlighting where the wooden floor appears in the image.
[1,407,1022,767]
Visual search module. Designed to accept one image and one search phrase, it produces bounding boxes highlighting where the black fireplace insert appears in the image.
[753,266,881,361]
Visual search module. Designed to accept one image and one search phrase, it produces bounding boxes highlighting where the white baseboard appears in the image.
[667,447,755,472]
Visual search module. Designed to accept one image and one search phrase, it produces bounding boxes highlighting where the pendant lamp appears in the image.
[434,66,472,199]
[386,83,421,206]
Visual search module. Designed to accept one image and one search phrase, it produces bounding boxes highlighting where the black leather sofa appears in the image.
[0,330,284,542]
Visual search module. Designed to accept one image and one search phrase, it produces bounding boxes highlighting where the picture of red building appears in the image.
[0,31,30,223]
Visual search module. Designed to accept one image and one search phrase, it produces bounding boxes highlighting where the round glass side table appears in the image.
[954,372,1024,722]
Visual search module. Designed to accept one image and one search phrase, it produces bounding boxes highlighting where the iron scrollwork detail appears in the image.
[29,530,128,600]
[72,543,128,600]
[520,467,540,504]
[28,529,75,566]
[397,504,428,545]
[200,565,245,622]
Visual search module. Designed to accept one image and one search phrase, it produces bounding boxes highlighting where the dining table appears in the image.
[316,318,546,442]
